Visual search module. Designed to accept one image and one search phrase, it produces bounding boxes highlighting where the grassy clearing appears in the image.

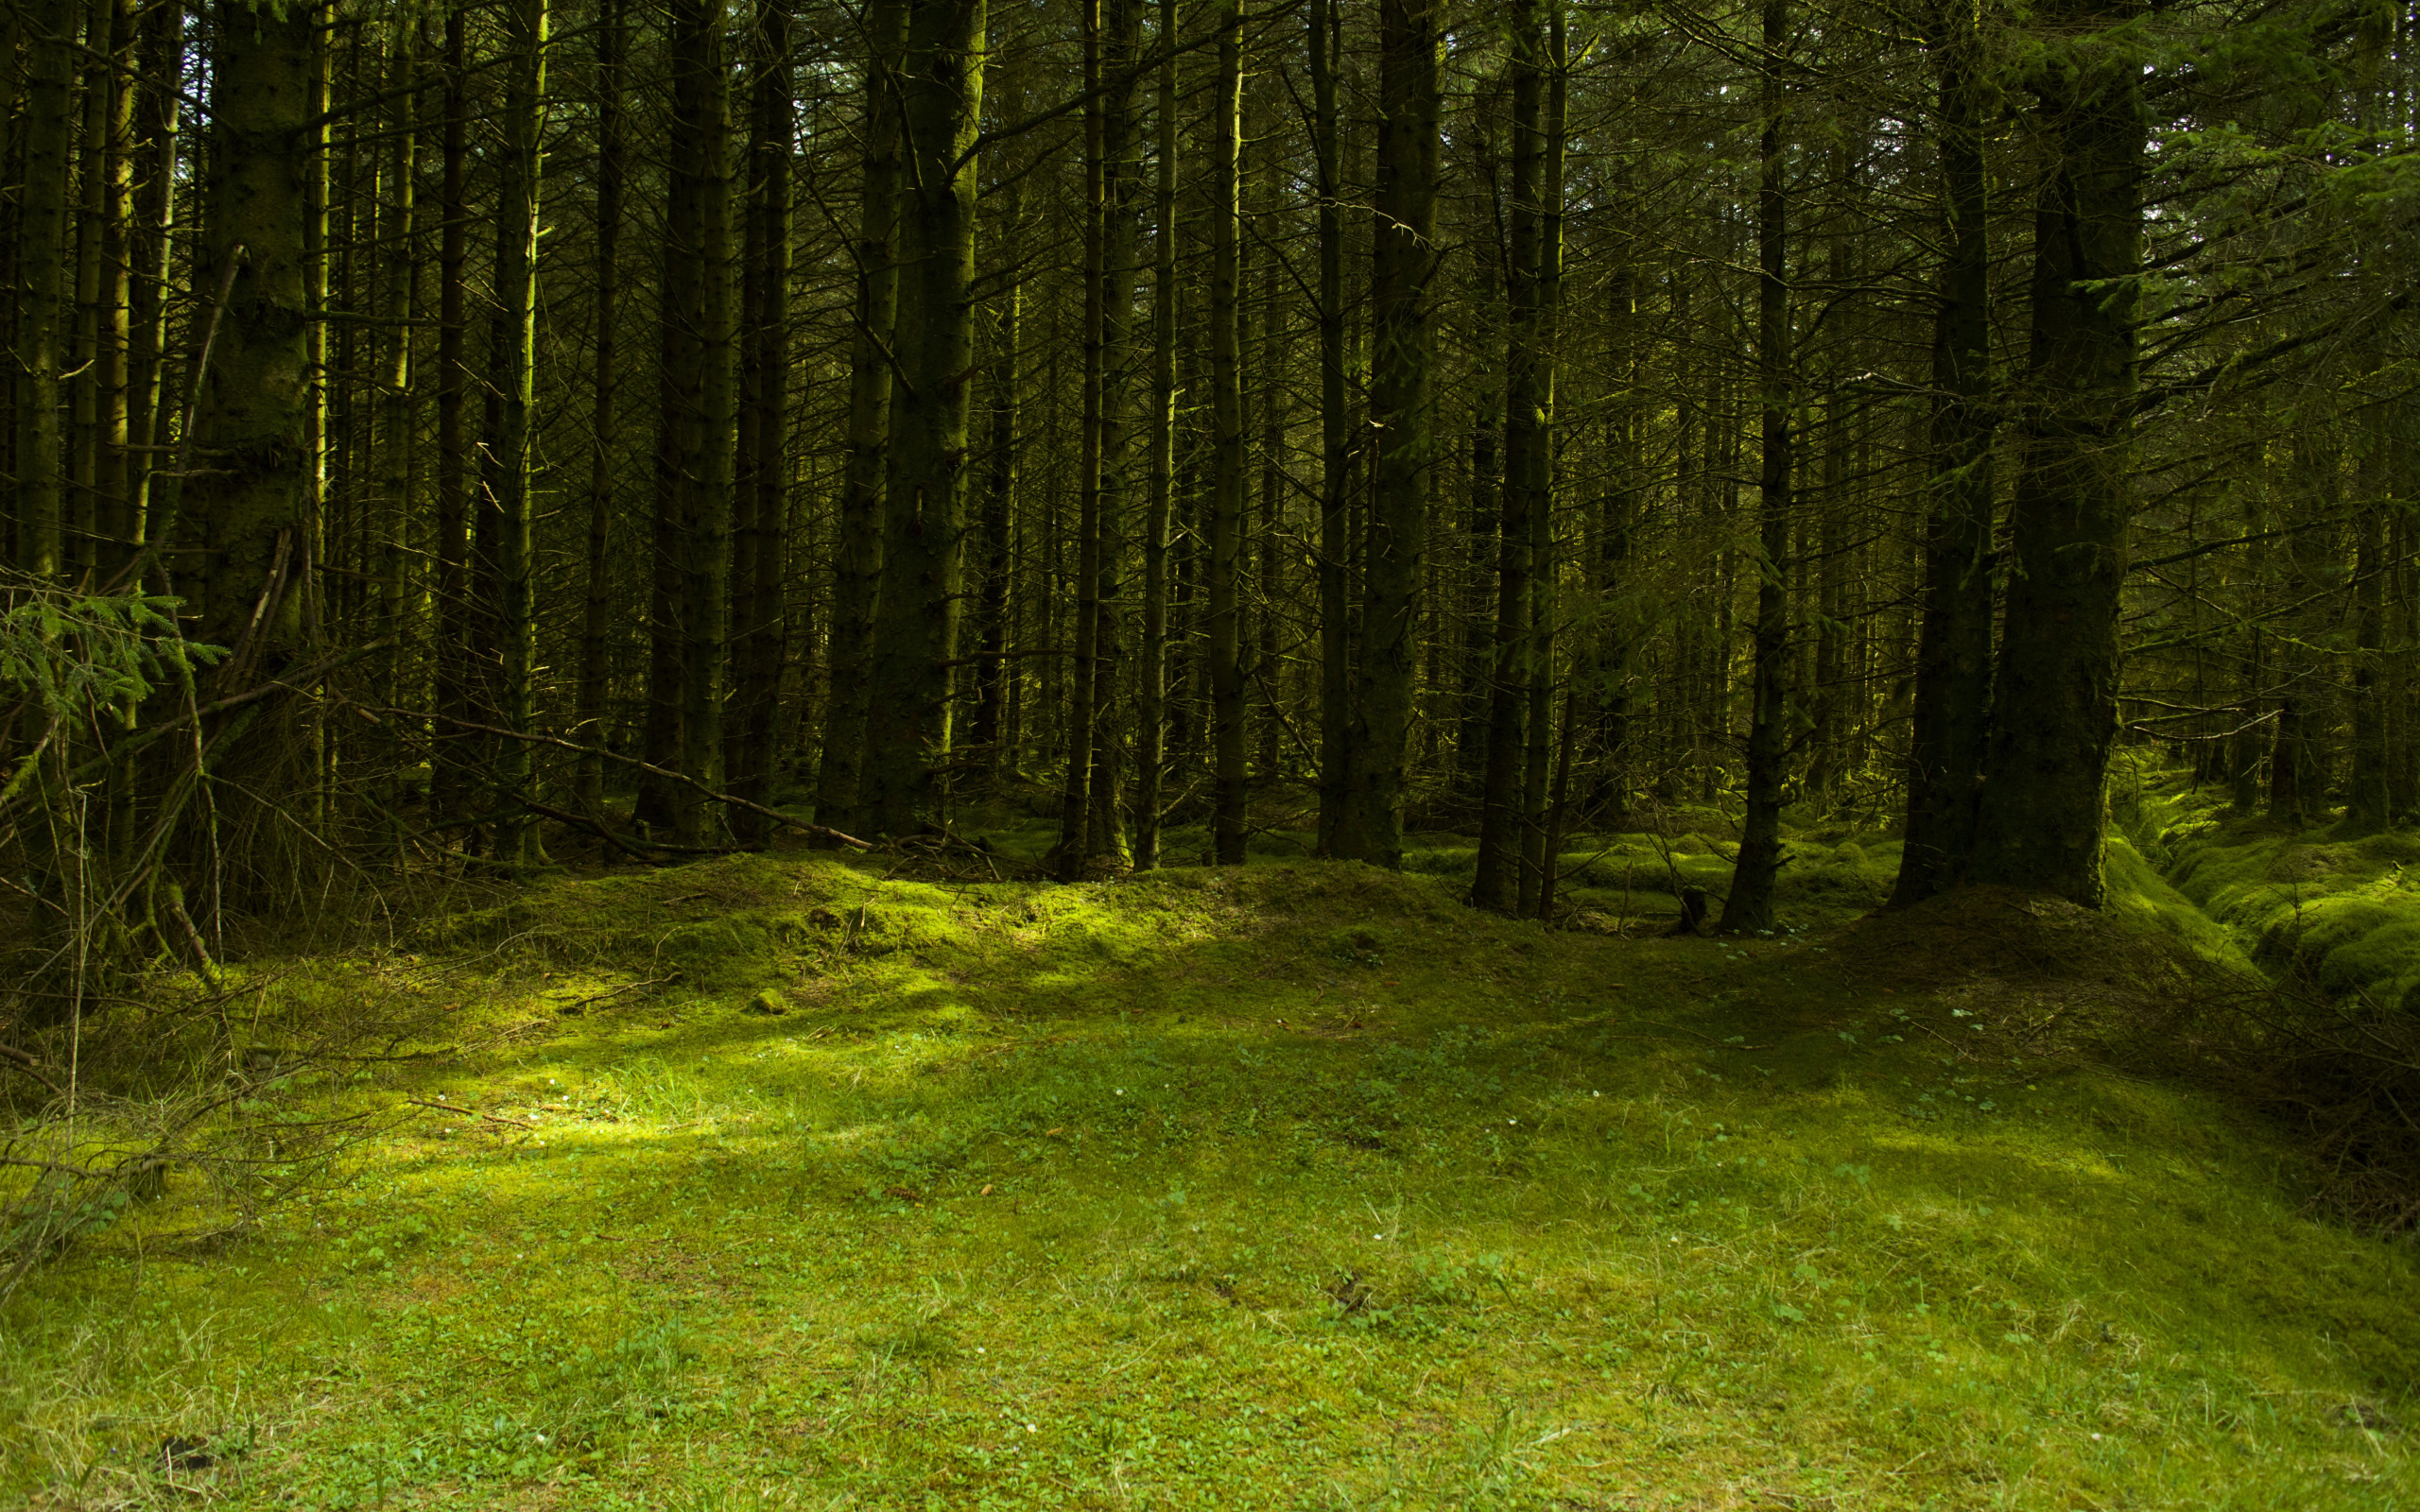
[4,836,2414,1509]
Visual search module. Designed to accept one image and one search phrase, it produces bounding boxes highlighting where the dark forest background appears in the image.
[3,0,2416,988]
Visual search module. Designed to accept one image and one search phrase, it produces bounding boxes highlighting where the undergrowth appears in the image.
[1,822,2412,1509]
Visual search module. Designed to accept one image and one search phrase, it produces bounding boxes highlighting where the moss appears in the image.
[6,836,2415,1509]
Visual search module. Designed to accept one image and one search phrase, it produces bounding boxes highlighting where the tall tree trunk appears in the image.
[14,0,74,585]
[1890,0,1996,907]
[187,0,317,900]
[1519,8,1564,919]
[432,9,471,833]
[1134,0,1178,868]
[665,0,735,847]
[862,0,986,836]
[971,145,1023,774]
[1473,2,1550,914]
[1333,0,1439,867]
[1084,0,1139,864]
[127,0,184,559]
[371,19,417,847]
[486,0,548,866]
[1720,0,1791,935]
[574,0,624,816]
[1310,0,1350,855]
[1967,0,2144,904]
[1208,0,1246,866]
[731,0,795,838]
[813,0,905,837]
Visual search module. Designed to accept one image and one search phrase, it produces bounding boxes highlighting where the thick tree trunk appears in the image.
[1967,0,2144,904]
[1333,0,1439,868]
[1890,0,1996,908]
[1720,0,1791,936]
[813,0,905,836]
[186,0,317,900]
[862,0,985,836]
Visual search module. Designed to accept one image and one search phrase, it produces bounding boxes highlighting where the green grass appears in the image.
[4,837,2414,1509]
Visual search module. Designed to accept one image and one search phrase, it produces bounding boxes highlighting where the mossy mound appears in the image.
[2167,823,2420,1009]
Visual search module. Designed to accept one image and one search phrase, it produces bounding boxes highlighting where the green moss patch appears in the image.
[4,844,2412,1509]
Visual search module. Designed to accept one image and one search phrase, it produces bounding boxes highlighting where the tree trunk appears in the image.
[1966,0,2144,905]
[669,0,735,847]
[862,0,986,836]
[813,0,905,837]
[485,0,548,866]
[1720,0,1791,936]
[186,0,317,901]
[1890,0,1996,907]
[1333,0,1439,868]
[432,9,472,833]
[1310,0,1351,855]
[1208,0,1247,866]
[1133,0,1178,868]
[14,0,75,585]
[731,0,795,839]
[574,0,624,817]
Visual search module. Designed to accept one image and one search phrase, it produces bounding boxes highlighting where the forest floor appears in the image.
[4,799,2416,1510]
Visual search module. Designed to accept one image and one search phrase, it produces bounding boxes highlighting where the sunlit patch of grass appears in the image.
[2,838,2413,1508]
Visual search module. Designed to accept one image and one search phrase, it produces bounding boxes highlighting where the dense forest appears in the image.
[2,0,2415,970]
[10,1,2420,1498]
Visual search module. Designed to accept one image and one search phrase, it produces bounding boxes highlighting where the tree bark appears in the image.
[574,0,624,817]
[1890,0,1996,907]
[1208,0,1247,866]
[863,0,986,836]
[1333,0,1439,868]
[813,0,906,837]
[1967,0,2144,904]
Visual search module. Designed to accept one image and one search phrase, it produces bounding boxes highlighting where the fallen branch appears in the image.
[365,705,874,850]
[404,1098,535,1131]
[0,1043,62,1095]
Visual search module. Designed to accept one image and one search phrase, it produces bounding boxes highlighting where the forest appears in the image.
[4,0,2420,1503]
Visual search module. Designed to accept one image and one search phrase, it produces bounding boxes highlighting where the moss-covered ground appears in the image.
[2126,768,2420,1011]
[5,822,2414,1509]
